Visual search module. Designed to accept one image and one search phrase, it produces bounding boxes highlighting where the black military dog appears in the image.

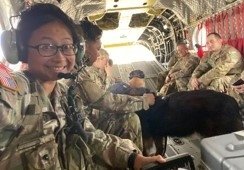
[142,90,243,138]
[110,84,243,155]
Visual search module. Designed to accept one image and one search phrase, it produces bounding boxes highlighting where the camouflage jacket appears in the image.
[0,72,29,131]
[168,53,199,80]
[63,68,150,113]
[0,71,141,169]
[192,44,244,86]
[86,66,113,90]
[167,52,179,70]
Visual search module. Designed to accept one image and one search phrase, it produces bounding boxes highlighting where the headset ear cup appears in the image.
[0,29,19,64]
[15,29,26,63]
[76,42,85,66]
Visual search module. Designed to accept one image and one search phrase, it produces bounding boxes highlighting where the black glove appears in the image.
[67,121,88,142]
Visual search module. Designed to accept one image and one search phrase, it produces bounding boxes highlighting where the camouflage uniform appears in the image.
[190,44,244,105]
[0,71,141,169]
[86,66,114,90]
[84,66,143,151]
[228,70,244,113]
[65,68,150,112]
[157,53,179,91]
[159,53,199,96]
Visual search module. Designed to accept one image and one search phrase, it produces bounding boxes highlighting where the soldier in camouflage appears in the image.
[86,48,143,150]
[86,48,114,90]
[156,52,179,91]
[0,3,165,169]
[159,42,200,96]
[63,20,156,152]
[189,32,244,107]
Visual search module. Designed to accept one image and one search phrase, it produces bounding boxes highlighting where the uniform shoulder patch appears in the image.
[0,63,17,91]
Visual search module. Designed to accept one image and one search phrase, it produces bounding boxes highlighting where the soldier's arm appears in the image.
[168,53,178,70]
[86,66,114,90]
[191,54,211,78]
[105,76,114,90]
[0,72,28,130]
[0,88,19,129]
[83,118,165,168]
[199,50,242,86]
[66,71,150,113]
[85,67,104,88]
[171,56,200,79]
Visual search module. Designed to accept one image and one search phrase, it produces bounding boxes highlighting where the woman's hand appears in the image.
[134,154,166,170]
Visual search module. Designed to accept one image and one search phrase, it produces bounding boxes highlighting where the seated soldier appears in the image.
[86,48,114,90]
[86,53,143,150]
[159,42,199,96]
[189,32,244,92]
[156,52,178,91]
[109,70,161,156]
[64,21,157,151]
[109,70,151,96]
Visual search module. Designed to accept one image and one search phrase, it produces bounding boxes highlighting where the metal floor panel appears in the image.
[166,134,203,170]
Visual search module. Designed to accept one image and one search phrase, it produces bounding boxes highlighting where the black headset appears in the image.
[0,15,19,64]
[1,5,85,66]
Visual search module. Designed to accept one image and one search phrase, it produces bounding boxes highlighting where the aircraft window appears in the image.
[105,44,156,65]
[0,30,4,62]
[192,25,207,51]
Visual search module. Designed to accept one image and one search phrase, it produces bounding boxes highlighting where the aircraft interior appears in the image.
[0,0,244,169]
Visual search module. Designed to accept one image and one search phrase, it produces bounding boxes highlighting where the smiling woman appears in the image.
[26,21,76,81]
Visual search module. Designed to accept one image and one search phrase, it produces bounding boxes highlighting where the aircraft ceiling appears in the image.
[2,0,241,24]
[0,0,242,47]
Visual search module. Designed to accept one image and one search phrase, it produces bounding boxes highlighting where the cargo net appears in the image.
[142,153,195,170]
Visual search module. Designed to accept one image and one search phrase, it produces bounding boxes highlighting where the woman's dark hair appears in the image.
[16,3,80,62]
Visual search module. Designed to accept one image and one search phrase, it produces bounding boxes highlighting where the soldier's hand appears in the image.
[190,77,200,90]
[165,75,171,83]
[233,84,244,94]
[105,62,113,77]
[143,93,155,106]
[134,154,166,170]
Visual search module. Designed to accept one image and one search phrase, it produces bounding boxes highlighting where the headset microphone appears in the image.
[57,72,77,79]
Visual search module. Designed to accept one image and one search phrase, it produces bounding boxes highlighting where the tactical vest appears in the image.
[0,75,61,169]
[0,73,94,170]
